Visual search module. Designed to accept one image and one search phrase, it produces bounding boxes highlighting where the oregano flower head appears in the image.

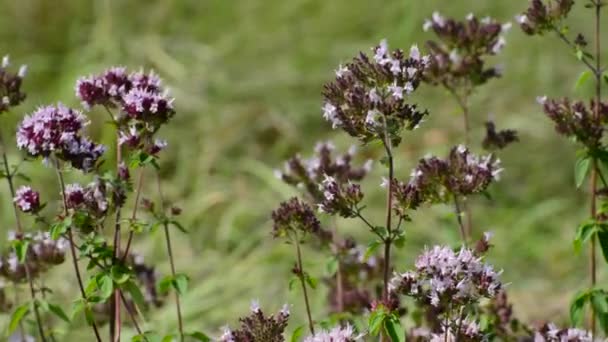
[322,40,429,145]
[538,97,608,149]
[303,324,358,342]
[275,141,372,203]
[0,55,27,114]
[14,186,41,213]
[518,0,575,36]
[271,197,331,242]
[390,244,502,309]
[391,145,501,216]
[423,13,511,88]
[533,323,592,342]
[220,302,290,342]
[16,103,106,172]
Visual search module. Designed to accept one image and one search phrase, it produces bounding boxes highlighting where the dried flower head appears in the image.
[16,104,105,172]
[64,179,109,218]
[390,244,502,310]
[276,141,372,202]
[482,121,518,150]
[0,231,68,282]
[303,324,358,342]
[271,197,331,242]
[518,0,574,36]
[322,40,429,145]
[392,145,501,216]
[539,97,608,148]
[14,186,41,213]
[423,13,511,88]
[429,318,484,342]
[0,55,27,114]
[533,323,592,342]
[220,303,290,342]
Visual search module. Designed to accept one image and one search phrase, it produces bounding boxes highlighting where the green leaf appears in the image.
[48,303,70,323]
[368,308,386,336]
[162,334,176,342]
[304,274,318,290]
[325,257,339,276]
[71,298,85,320]
[50,220,69,240]
[290,326,305,342]
[384,317,404,342]
[97,273,114,300]
[575,155,592,188]
[597,230,608,264]
[13,240,29,263]
[576,49,584,61]
[288,277,298,291]
[111,265,131,285]
[173,273,189,295]
[574,222,598,253]
[124,280,147,312]
[570,291,589,326]
[170,220,188,233]
[159,275,173,295]
[8,303,29,335]
[575,70,592,90]
[364,240,382,261]
[187,331,211,342]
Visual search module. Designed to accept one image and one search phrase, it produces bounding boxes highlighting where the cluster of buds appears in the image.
[482,121,519,151]
[423,13,511,88]
[538,97,608,149]
[16,104,106,172]
[271,197,331,242]
[517,0,574,36]
[317,175,364,218]
[0,55,27,114]
[391,145,501,216]
[303,324,358,342]
[533,323,592,342]
[429,318,484,342]
[275,141,372,202]
[220,302,290,342]
[75,67,174,155]
[13,186,41,214]
[64,179,109,218]
[322,40,429,145]
[327,239,383,314]
[390,244,502,310]
[0,231,68,282]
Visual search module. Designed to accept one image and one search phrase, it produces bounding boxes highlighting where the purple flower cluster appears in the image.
[322,40,429,145]
[0,55,27,114]
[303,324,358,342]
[391,145,501,216]
[423,13,511,88]
[538,97,608,148]
[271,197,331,242]
[390,244,502,309]
[428,318,484,342]
[275,141,372,203]
[16,104,105,172]
[0,231,68,282]
[13,186,41,213]
[533,323,592,342]
[75,67,174,154]
[517,0,574,36]
[220,302,290,342]
[64,179,109,218]
[317,175,364,218]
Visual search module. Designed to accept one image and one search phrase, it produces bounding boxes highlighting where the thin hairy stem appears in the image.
[552,27,596,72]
[294,232,315,335]
[0,133,47,342]
[156,173,184,341]
[54,159,103,342]
[122,169,145,261]
[453,195,468,246]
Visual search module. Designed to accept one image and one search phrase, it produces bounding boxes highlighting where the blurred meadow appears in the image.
[0,0,607,339]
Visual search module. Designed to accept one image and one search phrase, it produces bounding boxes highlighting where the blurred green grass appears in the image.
[0,0,607,339]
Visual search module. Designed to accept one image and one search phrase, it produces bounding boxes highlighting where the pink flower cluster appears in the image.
[16,104,105,171]
[13,186,40,213]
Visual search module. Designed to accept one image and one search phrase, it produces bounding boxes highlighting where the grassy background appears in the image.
[0,0,607,339]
